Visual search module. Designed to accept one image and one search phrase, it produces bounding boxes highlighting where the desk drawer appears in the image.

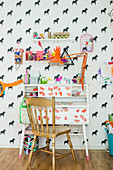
[38,85,72,97]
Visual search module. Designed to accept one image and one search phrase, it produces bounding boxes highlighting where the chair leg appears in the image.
[19,124,25,159]
[28,135,36,165]
[66,133,76,165]
[52,138,55,170]
[47,137,49,151]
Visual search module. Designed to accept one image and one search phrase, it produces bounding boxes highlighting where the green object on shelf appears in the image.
[40,77,48,84]
[109,114,113,121]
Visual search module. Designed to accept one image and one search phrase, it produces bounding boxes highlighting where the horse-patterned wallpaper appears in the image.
[0,0,113,149]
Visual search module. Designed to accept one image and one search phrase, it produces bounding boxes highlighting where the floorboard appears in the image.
[0,149,112,170]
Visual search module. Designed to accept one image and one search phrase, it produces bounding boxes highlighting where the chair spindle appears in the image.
[45,107,49,134]
[30,107,36,132]
[39,107,44,133]
[34,107,39,133]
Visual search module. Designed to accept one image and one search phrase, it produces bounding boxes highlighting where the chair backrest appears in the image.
[25,96,55,134]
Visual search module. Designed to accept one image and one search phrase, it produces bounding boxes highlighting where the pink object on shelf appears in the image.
[23,70,30,84]
[36,51,44,60]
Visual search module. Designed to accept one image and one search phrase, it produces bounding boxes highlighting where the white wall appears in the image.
[0,0,113,149]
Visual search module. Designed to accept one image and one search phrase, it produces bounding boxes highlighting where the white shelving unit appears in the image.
[22,83,89,124]
[19,83,89,160]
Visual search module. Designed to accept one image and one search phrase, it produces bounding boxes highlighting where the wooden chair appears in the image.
[25,96,76,170]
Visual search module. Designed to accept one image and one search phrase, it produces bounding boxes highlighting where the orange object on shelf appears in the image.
[74,119,80,123]
[65,87,71,90]
[55,115,61,120]
[63,108,68,112]
[48,92,53,96]
[111,65,113,76]
[80,115,84,120]
[67,93,71,96]
[74,115,78,118]
[55,92,57,96]
[49,46,64,66]
[53,86,58,90]
[40,87,44,90]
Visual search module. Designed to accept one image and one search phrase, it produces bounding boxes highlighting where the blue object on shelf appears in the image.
[105,128,113,156]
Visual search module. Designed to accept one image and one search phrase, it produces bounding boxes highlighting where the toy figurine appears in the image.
[39,33,44,39]
[54,74,62,84]
[40,77,52,84]
[33,32,38,39]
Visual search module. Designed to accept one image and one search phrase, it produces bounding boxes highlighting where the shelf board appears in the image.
[26,95,38,97]
[25,91,38,92]
[56,103,88,108]
[72,95,87,98]
[23,83,87,87]
[33,38,74,42]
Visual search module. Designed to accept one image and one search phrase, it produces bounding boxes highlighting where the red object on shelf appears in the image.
[55,115,61,120]
[38,116,40,120]
[74,119,80,123]
[65,116,67,120]
[55,92,57,96]
[108,62,113,65]
[82,109,87,113]
[33,88,38,91]
[48,87,51,90]
[55,109,59,113]
[74,115,78,118]
[84,118,87,122]
[53,86,58,90]
[43,116,49,120]
[40,87,44,90]
[76,109,79,113]
[59,91,62,96]
[30,93,33,96]
[65,87,70,90]
[63,108,68,112]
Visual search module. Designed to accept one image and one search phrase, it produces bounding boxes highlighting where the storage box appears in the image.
[23,135,39,155]
[29,70,40,84]
[30,77,38,84]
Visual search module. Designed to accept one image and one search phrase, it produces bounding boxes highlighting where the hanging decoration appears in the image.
[12,43,24,70]
[80,33,93,52]
[0,79,23,96]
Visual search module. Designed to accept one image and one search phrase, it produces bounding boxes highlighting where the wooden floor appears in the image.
[0,149,113,170]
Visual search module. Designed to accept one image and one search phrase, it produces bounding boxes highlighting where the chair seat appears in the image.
[31,125,71,138]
